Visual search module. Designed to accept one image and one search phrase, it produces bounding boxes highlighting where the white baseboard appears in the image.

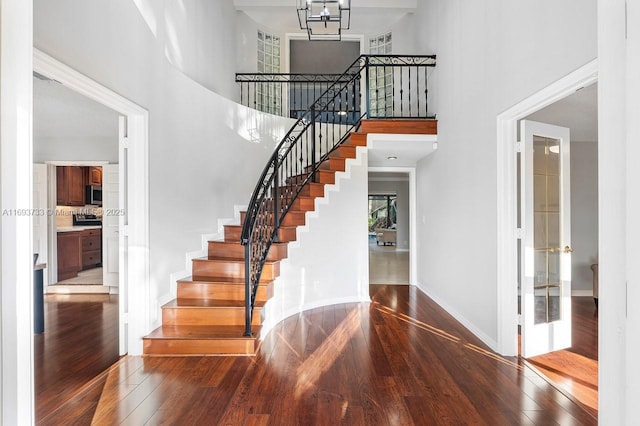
[416,282,498,352]
[260,295,371,340]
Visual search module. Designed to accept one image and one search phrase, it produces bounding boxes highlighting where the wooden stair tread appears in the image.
[163,298,266,309]
[178,276,272,285]
[188,276,245,284]
[145,325,260,340]
[193,256,279,265]
[208,240,287,248]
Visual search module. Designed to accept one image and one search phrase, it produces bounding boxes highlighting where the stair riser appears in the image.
[299,184,325,197]
[177,282,273,302]
[277,183,325,198]
[192,260,279,282]
[286,171,335,185]
[143,339,257,356]
[305,157,346,173]
[224,226,296,244]
[239,211,305,228]
[208,241,288,261]
[224,225,242,242]
[346,133,367,146]
[162,307,262,326]
[360,119,437,135]
[263,197,316,212]
[330,146,356,159]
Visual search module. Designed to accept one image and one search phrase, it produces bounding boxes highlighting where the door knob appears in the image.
[564,245,573,253]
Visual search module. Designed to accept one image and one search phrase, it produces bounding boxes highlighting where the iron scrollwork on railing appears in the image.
[236,54,436,121]
[239,55,436,336]
[236,73,360,120]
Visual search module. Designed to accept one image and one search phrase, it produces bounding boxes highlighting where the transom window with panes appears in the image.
[257,30,281,115]
[368,32,393,117]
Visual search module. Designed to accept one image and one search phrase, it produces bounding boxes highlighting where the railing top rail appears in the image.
[365,54,436,66]
[235,73,357,83]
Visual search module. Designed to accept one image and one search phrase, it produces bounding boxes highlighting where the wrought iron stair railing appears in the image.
[240,55,436,336]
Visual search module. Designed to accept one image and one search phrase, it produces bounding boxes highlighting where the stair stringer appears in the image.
[260,146,371,337]
[154,205,247,329]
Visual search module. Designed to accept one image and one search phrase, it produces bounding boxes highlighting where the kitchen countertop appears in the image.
[57,226,101,233]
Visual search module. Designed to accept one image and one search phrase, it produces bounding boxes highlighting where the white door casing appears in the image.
[521,120,572,358]
[102,164,119,289]
[33,164,48,287]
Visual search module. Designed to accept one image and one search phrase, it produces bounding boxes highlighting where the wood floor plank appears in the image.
[527,297,599,418]
[35,294,119,422]
[41,285,596,425]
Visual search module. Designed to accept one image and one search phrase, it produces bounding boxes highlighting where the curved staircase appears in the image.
[142,127,366,355]
[142,119,435,356]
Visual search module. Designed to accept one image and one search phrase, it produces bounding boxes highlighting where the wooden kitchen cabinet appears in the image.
[81,228,102,270]
[57,231,82,281]
[56,166,86,206]
[87,166,102,186]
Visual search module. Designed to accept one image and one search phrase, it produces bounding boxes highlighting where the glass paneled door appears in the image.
[520,120,572,358]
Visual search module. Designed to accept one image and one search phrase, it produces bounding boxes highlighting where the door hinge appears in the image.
[121,136,130,149]
[516,228,524,239]
[122,313,129,324]
[515,141,523,153]
[517,314,522,325]
[122,225,129,237]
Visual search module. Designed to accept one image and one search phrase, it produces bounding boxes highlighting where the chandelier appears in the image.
[297,0,351,41]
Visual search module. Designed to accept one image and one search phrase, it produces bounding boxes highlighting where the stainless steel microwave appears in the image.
[86,185,102,206]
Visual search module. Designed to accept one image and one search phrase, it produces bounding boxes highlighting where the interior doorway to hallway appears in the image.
[368,172,410,285]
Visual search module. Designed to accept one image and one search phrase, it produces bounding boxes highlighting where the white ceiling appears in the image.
[367,133,438,167]
[234,0,416,35]
[33,76,119,140]
[524,83,598,142]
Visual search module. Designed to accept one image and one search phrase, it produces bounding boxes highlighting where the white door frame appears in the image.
[34,49,150,356]
[495,59,598,356]
[368,166,417,285]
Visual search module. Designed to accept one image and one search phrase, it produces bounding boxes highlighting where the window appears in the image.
[257,30,281,115]
[368,32,393,117]
[368,194,397,231]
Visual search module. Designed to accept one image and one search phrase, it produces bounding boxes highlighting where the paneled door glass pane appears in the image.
[533,135,562,324]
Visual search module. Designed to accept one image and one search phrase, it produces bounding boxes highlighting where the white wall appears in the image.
[34,137,118,163]
[570,142,598,293]
[414,0,597,349]
[598,0,640,423]
[0,0,34,422]
[368,178,410,250]
[130,0,238,100]
[33,0,294,328]
[263,148,370,333]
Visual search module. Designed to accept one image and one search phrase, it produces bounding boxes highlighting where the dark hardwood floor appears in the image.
[35,293,119,423]
[40,285,595,425]
[527,296,598,417]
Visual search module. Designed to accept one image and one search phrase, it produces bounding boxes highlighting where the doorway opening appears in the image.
[496,59,598,417]
[31,49,150,419]
[517,86,599,417]
[368,172,410,285]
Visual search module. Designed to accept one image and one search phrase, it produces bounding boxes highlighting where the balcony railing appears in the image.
[236,54,436,121]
